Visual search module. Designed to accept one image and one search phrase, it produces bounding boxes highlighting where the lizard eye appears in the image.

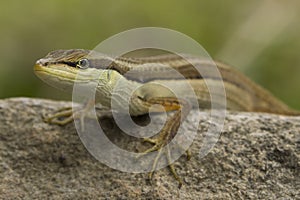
[77,58,89,69]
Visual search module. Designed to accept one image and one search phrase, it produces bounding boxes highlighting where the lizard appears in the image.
[34,49,300,187]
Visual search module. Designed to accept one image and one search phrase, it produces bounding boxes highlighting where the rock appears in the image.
[0,98,299,199]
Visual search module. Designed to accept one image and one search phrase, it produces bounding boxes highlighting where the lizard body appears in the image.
[34,49,299,187]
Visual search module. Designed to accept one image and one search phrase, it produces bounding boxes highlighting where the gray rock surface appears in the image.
[0,98,299,199]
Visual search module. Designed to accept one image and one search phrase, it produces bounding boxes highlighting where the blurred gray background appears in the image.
[1,0,299,109]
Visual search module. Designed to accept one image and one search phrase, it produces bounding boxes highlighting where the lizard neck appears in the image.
[95,70,142,111]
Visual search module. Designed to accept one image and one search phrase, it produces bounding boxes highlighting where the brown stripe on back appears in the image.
[111,55,260,99]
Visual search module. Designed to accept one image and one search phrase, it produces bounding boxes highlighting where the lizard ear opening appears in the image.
[106,70,112,80]
[77,58,90,69]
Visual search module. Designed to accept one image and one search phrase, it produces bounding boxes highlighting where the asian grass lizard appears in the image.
[34,49,300,187]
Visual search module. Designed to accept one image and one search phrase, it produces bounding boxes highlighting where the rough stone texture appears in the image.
[0,97,299,199]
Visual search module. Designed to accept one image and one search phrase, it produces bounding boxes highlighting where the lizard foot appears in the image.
[43,100,97,130]
[139,130,191,188]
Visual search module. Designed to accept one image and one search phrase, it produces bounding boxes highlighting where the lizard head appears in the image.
[34,49,124,101]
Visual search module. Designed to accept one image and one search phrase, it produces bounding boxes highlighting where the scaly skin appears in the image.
[34,49,300,187]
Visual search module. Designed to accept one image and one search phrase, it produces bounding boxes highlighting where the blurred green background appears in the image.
[0,0,299,109]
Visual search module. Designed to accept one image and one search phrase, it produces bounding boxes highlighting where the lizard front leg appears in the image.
[136,96,192,187]
[43,99,97,129]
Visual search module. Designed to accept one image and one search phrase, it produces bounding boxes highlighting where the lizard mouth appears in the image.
[34,63,76,80]
[34,63,100,82]
[34,63,103,93]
